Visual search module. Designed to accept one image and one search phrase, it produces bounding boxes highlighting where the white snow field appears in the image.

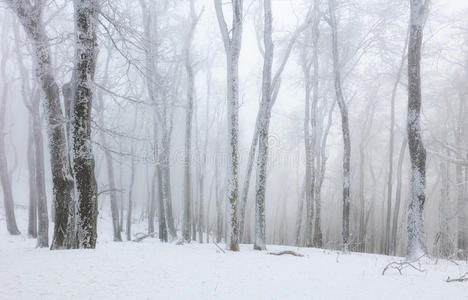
[1,208,467,300]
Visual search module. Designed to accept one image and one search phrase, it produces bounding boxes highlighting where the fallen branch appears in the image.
[214,242,226,253]
[268,250,304,257]
[133,232,157,242]
[446,272,468,283]
[382,255,426,275]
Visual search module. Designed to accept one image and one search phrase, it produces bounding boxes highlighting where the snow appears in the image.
[1,208,467,300]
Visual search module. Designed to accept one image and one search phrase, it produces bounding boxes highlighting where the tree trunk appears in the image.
[390,139,407,255]
[406,0,428,259]
[328,0,351,252]
[182,0,198,242]
[253,0,274,251]
[8,0,75,249]
[385,29,409,255]
[73,0,99,249]
[32,93,49,248]
[214,0,244,252]
[0,82,20,235]
[26,118,38,238]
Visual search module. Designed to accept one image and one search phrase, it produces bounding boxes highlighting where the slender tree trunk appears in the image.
[253,0,273,251]
[406,0,428,259]
[385,30,409,255]
[0,83,20,235]
[32,94,49,248]
[96,52,121,242]
[182,0,198,242]
[27,118,38,238]
[328,0,351,252]
[390,139,407,255]
[214,0,244,251]
[126,145,135,241]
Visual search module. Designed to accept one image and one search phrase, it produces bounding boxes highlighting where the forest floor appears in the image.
[1,207,467,300]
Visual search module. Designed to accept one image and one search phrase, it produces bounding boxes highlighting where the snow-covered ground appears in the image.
[1,208,467,300]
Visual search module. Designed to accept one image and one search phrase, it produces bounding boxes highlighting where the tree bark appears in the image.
[214,0,244,251]
[73,0,99,249]
[328,0,352,252]
[406,0,429,259]
[8,0,75,249]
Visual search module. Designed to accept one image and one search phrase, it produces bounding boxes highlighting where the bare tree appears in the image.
[0,36,20,235]
[327,0,351,252]
[7,0,75,249]
[182,0,201,243]
[214,0,244,251]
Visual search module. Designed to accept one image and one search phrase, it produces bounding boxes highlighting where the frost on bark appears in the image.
[328,0,351,252]
[406,0,429,260]
[253,0,273,251]
[73,0,99,249]
[8,0,75,249]
[214,0,244,251]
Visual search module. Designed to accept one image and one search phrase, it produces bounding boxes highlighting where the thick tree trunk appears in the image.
[406,0,428,259]
[73,0,99,249]
[8,1,75,249]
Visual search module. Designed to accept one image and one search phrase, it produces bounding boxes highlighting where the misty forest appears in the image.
[1,0,468,299]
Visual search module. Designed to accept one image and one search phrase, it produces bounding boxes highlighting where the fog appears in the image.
[1,0,468,258]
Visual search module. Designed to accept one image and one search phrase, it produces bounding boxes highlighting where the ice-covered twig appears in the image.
[268,250,304,257]
[382,255,426,275]
[133,232,157,242]
[446,272,468,283]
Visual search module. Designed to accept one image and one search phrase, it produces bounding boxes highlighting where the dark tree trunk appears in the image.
[73,0,99,249]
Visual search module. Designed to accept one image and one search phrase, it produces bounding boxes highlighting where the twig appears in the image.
[133,232,157,242]
[268,250,304,257]
[446,272,468,283]
[382,255,426,275]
